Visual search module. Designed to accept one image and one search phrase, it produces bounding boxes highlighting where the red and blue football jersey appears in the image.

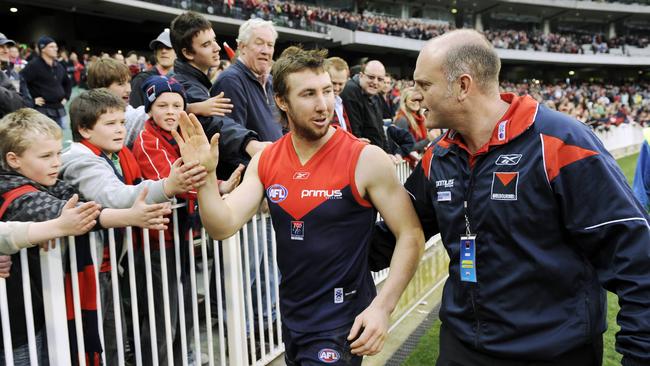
[258,127,377,332]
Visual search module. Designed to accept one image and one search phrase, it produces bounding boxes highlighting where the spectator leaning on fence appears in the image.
[130,75,243,365]
[211,18,283,142]
[373,29,650,366]
[59,89,204,366]
[171,47,424,366]
[0,108,171,365]
[170,11,268,178]
[209,17,282,331]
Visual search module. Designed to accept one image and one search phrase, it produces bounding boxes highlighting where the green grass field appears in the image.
[403,153,640,366]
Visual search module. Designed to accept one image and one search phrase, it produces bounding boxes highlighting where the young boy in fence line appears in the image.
[131,75,242,365]
[59,89,207,366]
[0,108,171,365]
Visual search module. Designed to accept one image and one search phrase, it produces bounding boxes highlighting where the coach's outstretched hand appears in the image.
[172,111,220,174]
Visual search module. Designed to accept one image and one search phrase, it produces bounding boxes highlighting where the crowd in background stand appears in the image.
[158,0,650,53]
[501,81,650,128]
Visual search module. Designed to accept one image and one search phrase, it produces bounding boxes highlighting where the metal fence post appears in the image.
[221,235,249,366]
[40,239,71,366]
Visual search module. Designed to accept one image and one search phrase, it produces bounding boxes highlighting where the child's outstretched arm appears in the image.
[218,163,245,195]
[99,187,172,230]
[1,194,101,254]
[163,159,208,197]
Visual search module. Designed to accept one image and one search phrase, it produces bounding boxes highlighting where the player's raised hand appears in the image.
[172,111,220,174]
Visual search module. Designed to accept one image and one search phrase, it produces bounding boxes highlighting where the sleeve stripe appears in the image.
[539,134,551,188]
[541,133,598,182]
[139,132,162,180]
[584,217,649,230]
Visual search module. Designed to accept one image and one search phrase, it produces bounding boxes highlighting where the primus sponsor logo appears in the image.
[301,189,342,199]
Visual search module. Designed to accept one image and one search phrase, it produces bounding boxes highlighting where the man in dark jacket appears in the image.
[129,29,176,108]
[211,18,283,142]
[170,11,267,178]
[376,29,650,366]
[21,36,71,127]
[340,60,389,152]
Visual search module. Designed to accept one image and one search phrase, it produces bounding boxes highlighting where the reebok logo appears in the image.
[495,154,522,166]
[293,172,310,180]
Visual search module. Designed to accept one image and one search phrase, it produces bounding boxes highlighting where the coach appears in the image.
[375,29,650,366]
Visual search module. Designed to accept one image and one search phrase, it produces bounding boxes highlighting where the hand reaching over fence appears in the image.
[98,187,172,230]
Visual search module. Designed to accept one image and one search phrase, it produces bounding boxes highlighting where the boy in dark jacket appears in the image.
[0,108,172,365]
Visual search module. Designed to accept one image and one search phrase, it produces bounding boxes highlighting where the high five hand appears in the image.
[171,111,220,174]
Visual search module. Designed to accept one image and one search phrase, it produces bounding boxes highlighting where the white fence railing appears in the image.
[594,122,644,158]
[0,161,414,366]
[1,121,644,365]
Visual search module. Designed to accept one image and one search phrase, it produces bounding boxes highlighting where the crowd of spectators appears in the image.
[501,80,650,127]
[162,0,650,53]
[484,30,649,53]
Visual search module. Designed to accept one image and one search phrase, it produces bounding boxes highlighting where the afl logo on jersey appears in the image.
[267,184,288,203]
[318,348,340,363]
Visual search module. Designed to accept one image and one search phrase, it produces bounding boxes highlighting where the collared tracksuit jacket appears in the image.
[404,93,650,365]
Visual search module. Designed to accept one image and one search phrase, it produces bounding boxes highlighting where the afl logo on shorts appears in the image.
[267,184,288,203]
[318,348,340,363]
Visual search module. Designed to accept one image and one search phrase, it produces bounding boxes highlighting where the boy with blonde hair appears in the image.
[0,108,171,365]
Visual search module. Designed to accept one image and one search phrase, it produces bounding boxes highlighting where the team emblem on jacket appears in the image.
[491,172,518,201]
[291,220,304,240]
[267,184,288,203]
[495,154,522,166]
[318,348,340,363]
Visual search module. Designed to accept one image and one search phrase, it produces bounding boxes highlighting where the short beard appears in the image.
[286,105,328,142]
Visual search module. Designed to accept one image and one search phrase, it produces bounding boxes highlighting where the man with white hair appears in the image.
[211,18,282,142]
